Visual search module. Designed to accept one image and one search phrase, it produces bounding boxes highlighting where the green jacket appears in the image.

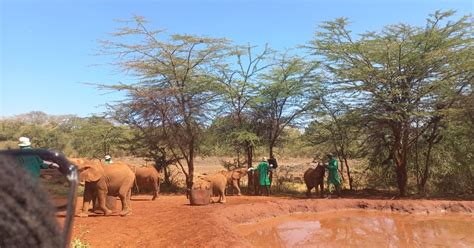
[18,146,49,177]
[327,158,341,185]
[257,161,270,186]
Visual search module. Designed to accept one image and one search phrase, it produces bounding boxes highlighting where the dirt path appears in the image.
[70,195,474,247]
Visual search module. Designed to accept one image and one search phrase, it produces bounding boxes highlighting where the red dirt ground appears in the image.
[69,194,474,247]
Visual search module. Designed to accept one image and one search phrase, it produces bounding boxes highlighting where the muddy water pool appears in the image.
[237,210,473,247]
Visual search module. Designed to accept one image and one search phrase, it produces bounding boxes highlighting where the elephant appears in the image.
[70,158,135,217]
[303,164,326,198]
[224,167,248,196]
[194,171,228,203]
[133,166,161,200]
[248,169,260,195]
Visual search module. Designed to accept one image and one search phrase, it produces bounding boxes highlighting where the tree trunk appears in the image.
[186,141,195,192]
[415,116,421,189]
[187,160,194,191]
[246,143,253,195]
[269,143,274,158]
[395,162,407,197]
[394,145,408,197]
[343,156,353,190]
[419,121,440,193]
[392,120,410,197]
[236,148,241,167]
[419,145,433,194]
[246,142,253,168]
[163,166,171,185]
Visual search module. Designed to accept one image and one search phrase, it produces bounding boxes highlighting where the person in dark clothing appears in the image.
[268,155,278,186]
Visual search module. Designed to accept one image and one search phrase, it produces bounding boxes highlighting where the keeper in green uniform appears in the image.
[17,137,49,177]
[326,153,342,197]
[248,157,271,196]
[104,155,113,164]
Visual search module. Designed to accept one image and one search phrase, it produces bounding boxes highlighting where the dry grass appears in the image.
[114,156,367,193]
[117,156,314,174]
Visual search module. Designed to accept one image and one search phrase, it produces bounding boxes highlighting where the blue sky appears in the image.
[1,0,472,117]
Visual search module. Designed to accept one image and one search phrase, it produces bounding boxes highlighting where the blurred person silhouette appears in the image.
[0,155,62,247]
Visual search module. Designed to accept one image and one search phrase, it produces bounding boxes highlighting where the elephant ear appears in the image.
[78,162,104,182]
[231,169,246,179]
[69,158,85,166]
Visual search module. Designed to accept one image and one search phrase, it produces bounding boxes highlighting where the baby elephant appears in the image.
[70,159,135,217]
[224,168,248,196]
[134,166,161,200]
[194,171,228,203]
[303,164,326,198]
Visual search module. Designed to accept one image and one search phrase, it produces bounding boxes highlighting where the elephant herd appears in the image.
[68,158,250,217]
[69,158,328,217]
[69,158,161,217]
[190,164,328,203]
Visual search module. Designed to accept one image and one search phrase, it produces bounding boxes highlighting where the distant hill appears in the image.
[0,111,77,125]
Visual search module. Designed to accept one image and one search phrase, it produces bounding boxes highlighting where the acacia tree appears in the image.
[306,98,366,190]
[109,106,178,185]
[256,53,320,157]
[70,116,126,159]
[216,44,272,168]
[101,16,228,191]
[310,11,472,196]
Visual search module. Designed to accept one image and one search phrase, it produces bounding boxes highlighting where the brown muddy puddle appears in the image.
[237,210,474,247]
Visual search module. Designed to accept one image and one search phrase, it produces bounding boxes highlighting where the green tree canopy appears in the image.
[309,10,473,196]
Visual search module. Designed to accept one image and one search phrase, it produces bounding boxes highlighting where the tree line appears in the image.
[2,11,472,197]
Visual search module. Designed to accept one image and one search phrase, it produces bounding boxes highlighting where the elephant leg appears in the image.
[86,189,98,213]
[152,178,160,201]
[306,185,312,198]
[335,184,342,197]
[118,188,132,216]
[253,178,258,195]
[97,191,112,216]
[220,191,226,203]
[125,189,132,211]
[78,183,94,217]
[91,194,100,213]
[232,180,241,196]
[247,174,253,195]
[319,181,325,198]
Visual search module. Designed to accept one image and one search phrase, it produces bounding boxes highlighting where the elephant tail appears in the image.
[133,178,140,194]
